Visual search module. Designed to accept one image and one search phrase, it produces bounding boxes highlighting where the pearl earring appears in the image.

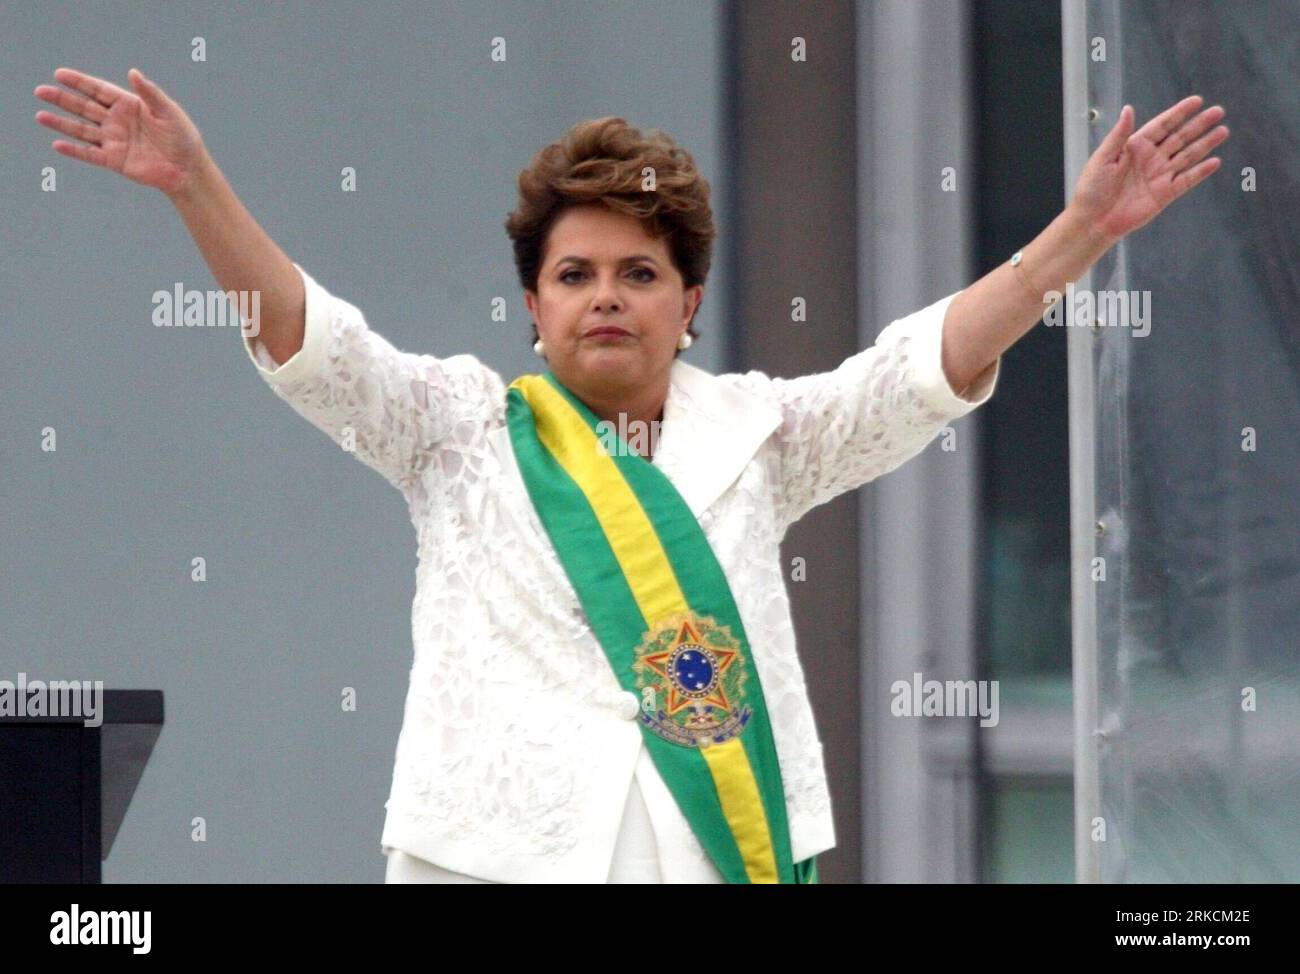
[677,332,693,350]
[533,339,545,356]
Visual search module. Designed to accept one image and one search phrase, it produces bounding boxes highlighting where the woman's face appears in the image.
[525,203,702,406]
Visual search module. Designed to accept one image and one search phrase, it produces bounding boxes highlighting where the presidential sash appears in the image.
[506,370,818,885]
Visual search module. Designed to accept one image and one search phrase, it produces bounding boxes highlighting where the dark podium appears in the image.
[0,689,163,883]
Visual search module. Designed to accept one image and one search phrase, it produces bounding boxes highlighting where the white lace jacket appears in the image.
[244,263,1000,883]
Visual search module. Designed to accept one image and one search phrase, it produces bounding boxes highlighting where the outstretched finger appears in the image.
[1171,156,1221,198]
[52,66,129,109]
[1136,94,1203,147]
[1159,106,1226,161]
[52,139,109,168]
[1097,104,1134,164]
[128,68,170,115]
[36,109,103,146]
[1169,124,1229,175]
[35,83,109,124]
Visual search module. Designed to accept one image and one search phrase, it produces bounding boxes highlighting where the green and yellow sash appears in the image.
[506,370,818,884]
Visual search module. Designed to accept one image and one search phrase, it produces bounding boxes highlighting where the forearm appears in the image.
[166,152,305,365]
[940,205,1117,396]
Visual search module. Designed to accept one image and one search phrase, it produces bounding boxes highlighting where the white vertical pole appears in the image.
[859,0,980,884]
[1062,0,1102,885]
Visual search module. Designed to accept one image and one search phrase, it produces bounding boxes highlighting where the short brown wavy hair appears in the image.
[504,117,716,357]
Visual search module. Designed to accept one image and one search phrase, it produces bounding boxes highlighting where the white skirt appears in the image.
[384,776,687,884]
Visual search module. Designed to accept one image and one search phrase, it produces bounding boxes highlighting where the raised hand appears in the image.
[34,67,208,196]
[1069,96,1230,244]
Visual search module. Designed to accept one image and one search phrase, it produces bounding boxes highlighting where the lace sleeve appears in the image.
[243,262,503,495]
[739,290,1001,531]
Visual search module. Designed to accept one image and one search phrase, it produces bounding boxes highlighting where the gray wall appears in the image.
[3,0,727,882]
[727,0,864,886]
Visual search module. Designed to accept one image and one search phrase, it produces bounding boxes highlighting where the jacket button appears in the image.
[618,691,642,720]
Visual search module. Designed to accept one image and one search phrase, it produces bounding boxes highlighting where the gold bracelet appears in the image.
[1009,249,1046,304]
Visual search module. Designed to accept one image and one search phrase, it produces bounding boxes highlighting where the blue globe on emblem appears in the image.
[673,646,714,695]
